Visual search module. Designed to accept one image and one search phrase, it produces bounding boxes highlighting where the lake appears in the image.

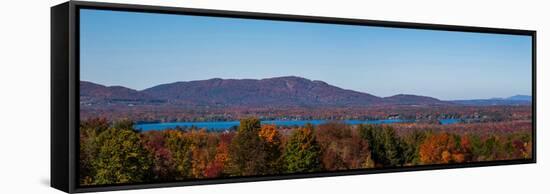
[135,118,460,131]
[439,118,461,125]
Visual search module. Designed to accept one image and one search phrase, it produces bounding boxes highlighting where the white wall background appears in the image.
[0,0,547,193]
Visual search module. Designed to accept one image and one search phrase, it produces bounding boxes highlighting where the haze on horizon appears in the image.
[79,9,532,101]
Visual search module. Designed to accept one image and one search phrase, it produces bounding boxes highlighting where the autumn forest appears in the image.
[79,114,532,186]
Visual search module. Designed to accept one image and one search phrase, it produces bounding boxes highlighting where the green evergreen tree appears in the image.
[401,130,428,165]
[382,126,405,165]
[359,125,405,166]
[228,117,269,176]
[283,123,322,173]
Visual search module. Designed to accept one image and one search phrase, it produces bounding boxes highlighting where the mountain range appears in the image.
[451,95,532,106]
[80,76,530,108]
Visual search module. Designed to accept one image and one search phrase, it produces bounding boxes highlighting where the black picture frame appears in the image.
[51,1,537,193]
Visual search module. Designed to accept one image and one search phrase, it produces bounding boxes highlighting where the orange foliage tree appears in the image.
[204,133,233,178]
[259,124,283,173]
[418,133,464,164]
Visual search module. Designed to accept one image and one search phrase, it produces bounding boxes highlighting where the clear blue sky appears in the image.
[80,9,532,100]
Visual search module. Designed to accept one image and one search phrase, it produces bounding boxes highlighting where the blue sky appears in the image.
[80,9,532,100]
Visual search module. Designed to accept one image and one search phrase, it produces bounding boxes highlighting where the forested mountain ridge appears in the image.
[81,76,451,107]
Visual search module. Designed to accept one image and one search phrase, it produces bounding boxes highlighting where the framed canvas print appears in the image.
[51,1,536,193]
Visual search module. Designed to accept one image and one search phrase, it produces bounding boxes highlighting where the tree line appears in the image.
[79,117,532,185]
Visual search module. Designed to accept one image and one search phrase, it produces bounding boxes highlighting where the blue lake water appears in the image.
[439,119,461,125]
[135,118,460,131]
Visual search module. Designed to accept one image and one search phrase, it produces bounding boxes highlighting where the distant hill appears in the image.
[80,81,155,104]
[451,95,532,106]
[141,76,385,107]
[506,95,532,101]
[81,76,455,108]
[383,94,449,106]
